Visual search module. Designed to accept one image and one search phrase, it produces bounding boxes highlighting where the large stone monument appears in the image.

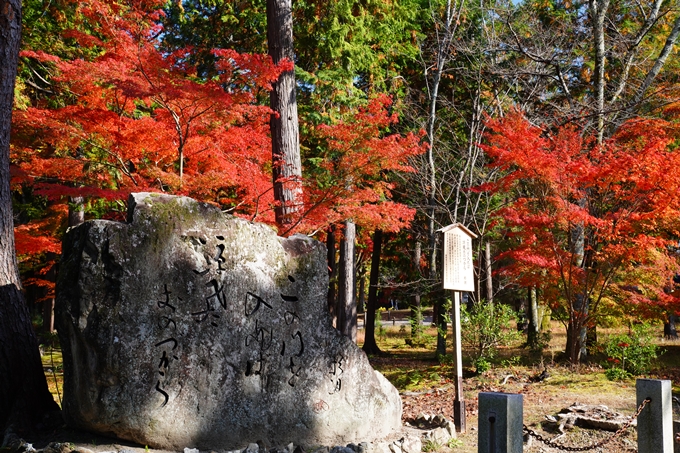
[55,193,402,450]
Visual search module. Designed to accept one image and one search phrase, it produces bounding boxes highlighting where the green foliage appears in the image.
[447,438,463,448]
[12,185,49,223]
[436,298,452,339]
[461,300,521,372]
[500,355,522,368]
[422,439,442,452]
[604,367,630,381]
[473,357,491,374]
[409,304,426,345]
[602,324,660,380]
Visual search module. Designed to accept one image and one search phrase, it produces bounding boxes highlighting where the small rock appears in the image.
[443,421,456,438]
[358,442,368,453]
[414,413,430,429]
[184,448,200,453]
[44,442,73,453]
[397,435,421,453]
[269,447,285,453]
[2,438,34,453]
[345,443,359,453]
[368,443,390,453]
[310,447,329,453]
[329,447,353,453]
[431,414,447,428]
[423,427,452,444]
[245,443,260,453]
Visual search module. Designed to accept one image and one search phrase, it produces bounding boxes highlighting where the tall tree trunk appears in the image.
[589,0,609,144]
[516,292,527,333]
[664,313,678,339]
[485,241,493,304]
[566,300,587,363]
[337,220,356,342]
[435,293,447,357]
[357,268,366,314]
[267,0,302,227]
[362,229,382,354]
[0,0,60,431]
[44,197,85,335]
[326,225,337,326]
[422,0,464,359]
[410,239,423,340]
[527,286,540,349]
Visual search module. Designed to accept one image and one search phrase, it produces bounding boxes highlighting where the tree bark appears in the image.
[410,239,423,340]
[435,294,447,357]
[589,0,609,144]
[267,0,302,227]
[362,229,382,354]
[0,0,21,289]
[357,268,366,314]
[527,286,540,349]
[0,0,60,431]
[422,0,465,359]
[337,220,356,341]
[485,241,493,304]
[665,313,678,339]
[326,225,337,326]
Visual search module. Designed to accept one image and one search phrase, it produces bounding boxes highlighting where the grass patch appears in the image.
[41,345,63,407]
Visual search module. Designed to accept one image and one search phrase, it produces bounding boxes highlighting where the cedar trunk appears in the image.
[267,0,302,227]
[337,220,356,341]
[362,229,382,354]
[527,286,540,348]
[0,0,59,431]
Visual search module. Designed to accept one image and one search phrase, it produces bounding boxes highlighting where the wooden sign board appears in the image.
[439,223,477,292]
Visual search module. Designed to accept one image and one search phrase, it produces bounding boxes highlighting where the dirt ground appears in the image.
[366,316,679,453]
[396,368,640,453]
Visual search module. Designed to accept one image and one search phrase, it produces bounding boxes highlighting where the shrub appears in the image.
[461,300,521,373]
[602,324,659,380]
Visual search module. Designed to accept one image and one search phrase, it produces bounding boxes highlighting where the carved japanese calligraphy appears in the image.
[56,192,403,450]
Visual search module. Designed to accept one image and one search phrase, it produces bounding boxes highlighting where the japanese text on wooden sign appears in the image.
[440,224,477,292]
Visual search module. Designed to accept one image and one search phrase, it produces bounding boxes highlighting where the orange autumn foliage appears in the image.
[482,111,680,326]
[11,0,424,276]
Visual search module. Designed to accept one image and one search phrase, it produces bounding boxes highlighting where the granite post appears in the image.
[477,392,523,453]
[637,379,673,453]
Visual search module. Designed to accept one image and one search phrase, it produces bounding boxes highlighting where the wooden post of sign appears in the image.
[438,223,477,434]
[452,290,465,432]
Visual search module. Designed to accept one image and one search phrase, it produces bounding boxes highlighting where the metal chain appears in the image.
[523,397,650,452]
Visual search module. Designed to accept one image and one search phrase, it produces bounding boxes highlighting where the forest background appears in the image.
[4,0,680,436]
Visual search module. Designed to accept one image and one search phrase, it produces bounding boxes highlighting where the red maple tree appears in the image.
[481,111,680,362]
[13,1,289,215]
[11,0,424,290]
[291,94,426,237]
